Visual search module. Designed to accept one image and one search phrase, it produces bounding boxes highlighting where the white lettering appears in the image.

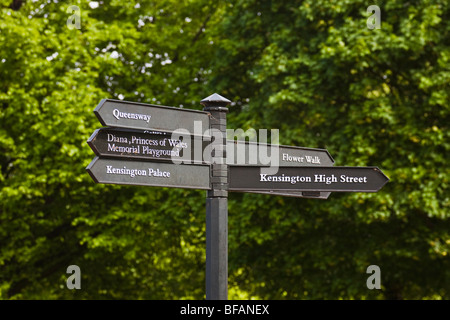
[340,175,368,183]
[105,165,147,178]
[112,108,151,123]
[305,155,320,164]
[148,168,170,177]
[224,304,269,315]
[260,173,311,184]
[282,153,306,163]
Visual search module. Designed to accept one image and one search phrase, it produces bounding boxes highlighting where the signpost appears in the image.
[86,93,389,301]
[86,157,210,190]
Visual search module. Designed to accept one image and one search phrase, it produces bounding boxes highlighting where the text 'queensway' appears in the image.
[113,108,151,123]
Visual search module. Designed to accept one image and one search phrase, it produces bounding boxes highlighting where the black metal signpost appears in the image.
[200,94,231,300]
[86,93,389,300]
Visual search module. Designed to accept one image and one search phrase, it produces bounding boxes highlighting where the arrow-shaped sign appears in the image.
[86,157,211,190]
[87,127,335,167]
[229,166,389,192]
[94,99,210,135]
[87,127,210,164]
[226,140,334,166]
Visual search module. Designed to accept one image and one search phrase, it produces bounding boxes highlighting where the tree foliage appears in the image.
[0,0,448,299]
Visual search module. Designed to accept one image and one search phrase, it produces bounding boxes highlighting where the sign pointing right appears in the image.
[226,140,335,166]
[229,166,389,193]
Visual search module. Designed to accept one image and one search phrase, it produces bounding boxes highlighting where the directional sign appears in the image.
[86,157,210,190]
[227,140,334,198]
[229,166,389,192]
[226,140,334,166]
[94,99,210,134]
[87,127,210,164]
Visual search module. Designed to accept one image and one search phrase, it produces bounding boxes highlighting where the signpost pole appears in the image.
[201,93,231,300]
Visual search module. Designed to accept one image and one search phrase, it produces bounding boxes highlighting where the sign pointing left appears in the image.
[86,157,211,190]
[94,99,210,134]
[87,127,210,164]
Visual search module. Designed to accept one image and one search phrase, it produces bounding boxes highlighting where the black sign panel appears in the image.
[86,157,211,190]
[226,140,334,166]
[94,99,210,134]
[87,127,210,164]
[229,166,389,192]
